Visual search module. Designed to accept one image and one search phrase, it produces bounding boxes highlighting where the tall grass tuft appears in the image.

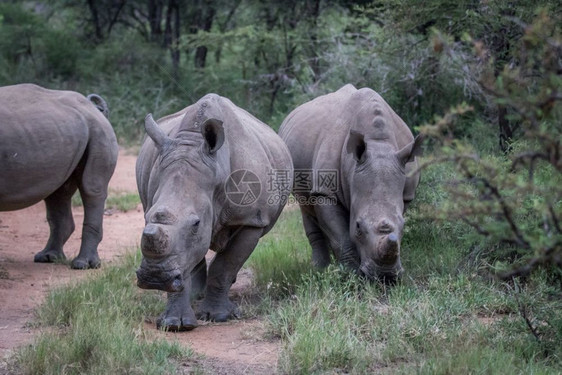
[15,250,192,375]
[248,208,312,298]
[256,162,562,374]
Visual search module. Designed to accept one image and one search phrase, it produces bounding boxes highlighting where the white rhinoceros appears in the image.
[0,83,118,269]
[279,84,423,282]
[136,93,293,331]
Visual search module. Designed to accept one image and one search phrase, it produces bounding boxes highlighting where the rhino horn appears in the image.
[141,224,170,258]
[145,113,170,151]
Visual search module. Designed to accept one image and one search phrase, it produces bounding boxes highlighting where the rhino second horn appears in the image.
[141,224,170,257]
[145,113,170,151]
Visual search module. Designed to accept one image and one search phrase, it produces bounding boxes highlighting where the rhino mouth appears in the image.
[136,267,184,293]
[360,259,403,285]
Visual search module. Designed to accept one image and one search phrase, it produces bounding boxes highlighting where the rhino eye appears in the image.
[355,221,363,238]
[190,218,201,234]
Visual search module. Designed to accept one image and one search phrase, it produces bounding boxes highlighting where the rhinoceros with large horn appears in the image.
[136,93,293,331]
[0,83,118,269]
[279,84,423,282]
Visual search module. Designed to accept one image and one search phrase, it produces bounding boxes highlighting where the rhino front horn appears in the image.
[145,113,170,151]
[141,224,170,258]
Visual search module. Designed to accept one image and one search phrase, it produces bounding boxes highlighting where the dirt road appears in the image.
[0,149,279,374]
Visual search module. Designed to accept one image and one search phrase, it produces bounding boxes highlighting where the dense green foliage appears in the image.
[2,0,561,373]
[2,1,557,140]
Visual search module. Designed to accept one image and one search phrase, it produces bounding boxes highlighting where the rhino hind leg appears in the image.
[34,181,77,263]
[158,287,198,331]
[196,227,263,322]
[71,145,117,270]
[70,188,105,269]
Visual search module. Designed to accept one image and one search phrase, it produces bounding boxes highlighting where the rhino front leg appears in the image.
[313,203,360,270]
[197,227,263,322]
[190,257,207,300]
[158,282,198,331]
[301,209,331,268]
[34,182,77,263]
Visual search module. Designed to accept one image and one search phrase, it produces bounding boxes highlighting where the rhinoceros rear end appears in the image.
[0,83,118,269]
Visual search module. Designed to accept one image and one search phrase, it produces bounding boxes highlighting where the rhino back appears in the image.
[0,84,108,210]
[279,85,415,203]
[221,96,293,229]
[279,85,356,170]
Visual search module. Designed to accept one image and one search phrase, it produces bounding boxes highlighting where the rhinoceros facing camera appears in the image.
[136,93,292,331]
[279,84,423,283]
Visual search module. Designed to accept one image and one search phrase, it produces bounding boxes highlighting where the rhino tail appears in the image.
[87,94,109,119]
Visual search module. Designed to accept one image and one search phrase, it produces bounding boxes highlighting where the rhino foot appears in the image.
[157,310,198,331]
[196,299,240,322]
[71,255,101,270]
[34,250,66,263]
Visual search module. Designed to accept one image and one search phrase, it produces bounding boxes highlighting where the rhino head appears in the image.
[136,114,225,293]
[345,129,423,283]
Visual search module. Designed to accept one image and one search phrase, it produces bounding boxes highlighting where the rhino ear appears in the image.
[346,130,367,163]
[202,118,225,155]
[396,134,424,166]
[145,113,170,151]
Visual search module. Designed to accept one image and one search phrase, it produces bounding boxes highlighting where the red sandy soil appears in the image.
[0,149,279,374]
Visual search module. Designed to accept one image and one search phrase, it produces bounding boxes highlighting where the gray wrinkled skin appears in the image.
[279,84,423,282]
[0,83,118,269]
[136,93,293,331]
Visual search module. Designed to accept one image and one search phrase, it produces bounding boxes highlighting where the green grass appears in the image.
[14,250,194,375]
[247,163,562,374]
[248,207,312,298]
[105,191,141,212]
[71,190,141,212]
[12,163,562,375]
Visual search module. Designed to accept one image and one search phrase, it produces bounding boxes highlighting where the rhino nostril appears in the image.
[172,275,182,287]
[143,224,159,237]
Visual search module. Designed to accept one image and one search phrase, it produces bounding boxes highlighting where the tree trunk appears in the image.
[194,3,216,69]
[148,0,164,43]
[498,104,513,153]
[106,0,127,38]
[214,0,241,64]
[305,0,322,83]
[164,0,180,78]
[87,0,103,42]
